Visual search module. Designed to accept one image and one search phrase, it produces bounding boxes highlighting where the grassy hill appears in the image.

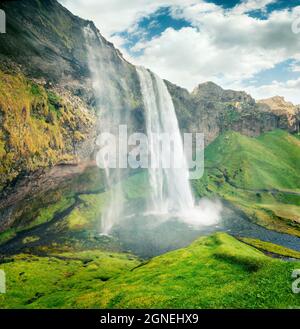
[194,130,300,236]
[0,233,299,308]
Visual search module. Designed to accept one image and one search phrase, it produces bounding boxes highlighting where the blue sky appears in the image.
[61,0,300,103]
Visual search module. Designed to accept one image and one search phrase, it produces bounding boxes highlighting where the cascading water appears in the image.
[84,25,127,235]
[84,23,221,239]
[137,67,195,215]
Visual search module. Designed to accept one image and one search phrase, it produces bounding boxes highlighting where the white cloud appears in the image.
[131,7,300,93]
[232,0,276,15]
[291,64,300,72]
[59,0,197,37]
[242,78,300,104]
[130,26,281,89]
[59,0,300,102]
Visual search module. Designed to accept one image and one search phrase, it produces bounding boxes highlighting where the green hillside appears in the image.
[0,233,299,309]
[194,130,300,236]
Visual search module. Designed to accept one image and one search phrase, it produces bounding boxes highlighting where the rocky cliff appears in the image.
[167,81,300,144]
[0,0,143,189]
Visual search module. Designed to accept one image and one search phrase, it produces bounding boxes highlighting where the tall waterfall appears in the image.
[137,67,195,215]
[84,25,126,235]
[85,24,221,235]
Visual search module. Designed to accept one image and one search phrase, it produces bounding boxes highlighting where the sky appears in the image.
[59,0,300,104]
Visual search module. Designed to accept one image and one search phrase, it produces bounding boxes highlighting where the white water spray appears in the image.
[137,67,195,215]
[84,25,126,235]
[85,23,221,233]
[137,67,221,227]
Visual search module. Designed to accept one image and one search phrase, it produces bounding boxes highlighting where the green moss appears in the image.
[221,108,241,124]
[22,236,40,244]
[30,84,43,97]
[0,229,17,246]
[24,195,76,231]
[62,172,148,231]
[0,250,139,309]
[241,238,300,259]
[1,233,299,309]
[0,69,95,188]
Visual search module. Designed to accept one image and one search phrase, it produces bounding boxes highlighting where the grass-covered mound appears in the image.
[0,233,299,309]
[194,130,300,236]
[241,237,300,259]
[0,250,139,309]
[91,233,300,309]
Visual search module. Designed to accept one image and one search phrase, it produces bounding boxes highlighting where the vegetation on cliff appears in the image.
[0,69,95,190]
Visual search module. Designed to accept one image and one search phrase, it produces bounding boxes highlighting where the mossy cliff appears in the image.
[0,0,143,120]
[0,68,96,191]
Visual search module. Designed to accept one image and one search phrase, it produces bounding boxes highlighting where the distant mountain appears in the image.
[258,96,300,116]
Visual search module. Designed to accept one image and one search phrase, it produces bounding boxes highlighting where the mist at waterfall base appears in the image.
[85,27,223,257]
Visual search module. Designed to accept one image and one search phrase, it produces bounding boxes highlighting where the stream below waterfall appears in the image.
[111,201,300,258]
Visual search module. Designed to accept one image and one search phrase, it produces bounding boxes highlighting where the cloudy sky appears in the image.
[60,0,300,103]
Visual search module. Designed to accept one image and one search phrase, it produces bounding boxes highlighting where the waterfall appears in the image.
[137,67,195,215]
[84,25,126,235]
[84,24,220,234]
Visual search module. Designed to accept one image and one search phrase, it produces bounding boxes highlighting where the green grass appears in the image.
[203,130,300,190]
[241,238,300,259]
[1,233,298,309]
[89,233,300,309]
[0,250,139,309]
[194,130,300,235]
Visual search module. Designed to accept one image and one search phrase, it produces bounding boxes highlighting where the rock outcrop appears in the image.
[258,96,300,133]
[167,81,300,144]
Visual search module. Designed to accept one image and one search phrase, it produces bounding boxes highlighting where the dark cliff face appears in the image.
[0,0,89,91]
[0,0,143,114]
[0,0,144,178]
[167,81,300,144]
